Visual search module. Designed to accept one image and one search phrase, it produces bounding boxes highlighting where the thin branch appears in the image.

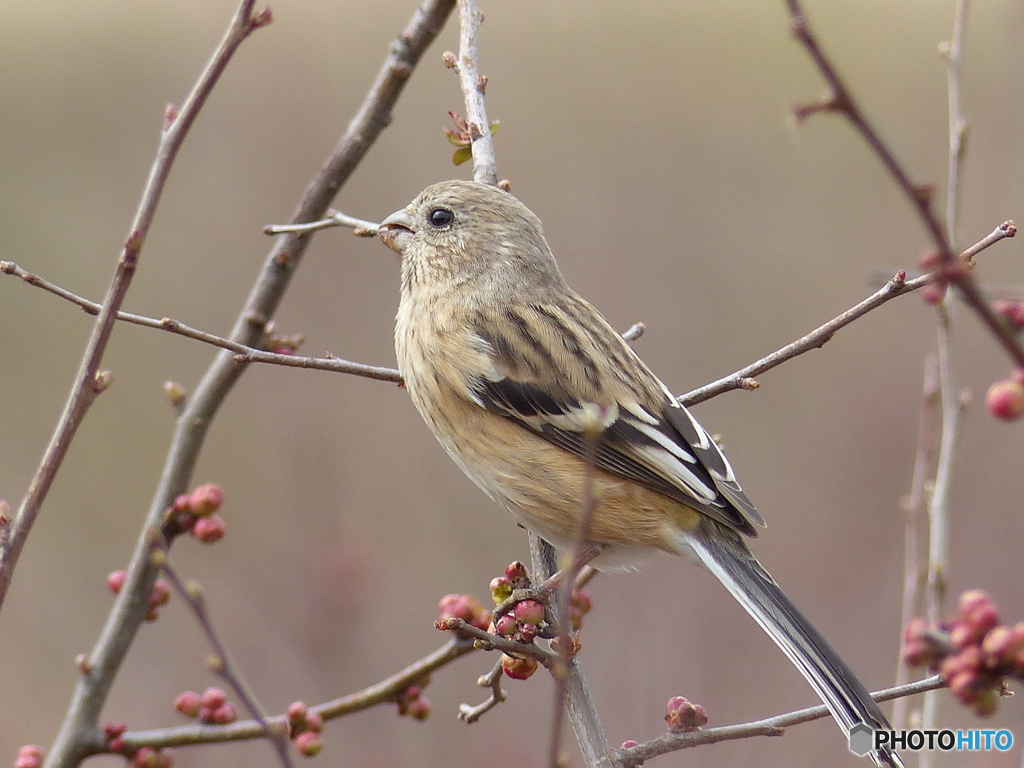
[91,639,474,753]
[457,659,506,723]
[0,260,401,381]
[453,0,498,185]
[680,222,1015,406]
[547,427,608,768]
[156,552,291,768]
[620,322,646,342]
[616,676,944,767]
[785,0,1024,370]
[45,3,456,767]
[263,210,380,237]
[437,617,558,665]
[7,221,1011,404]
[0,0,269,616]
[891,356,939,731]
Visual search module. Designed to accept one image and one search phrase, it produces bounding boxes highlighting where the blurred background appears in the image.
[2,1,1023,766]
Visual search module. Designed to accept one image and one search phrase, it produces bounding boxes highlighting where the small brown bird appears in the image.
[379,179,899,767]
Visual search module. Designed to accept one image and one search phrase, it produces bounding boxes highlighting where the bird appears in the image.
[377,179,900,767]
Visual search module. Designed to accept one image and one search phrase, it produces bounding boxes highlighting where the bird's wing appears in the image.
[466,303,765,536]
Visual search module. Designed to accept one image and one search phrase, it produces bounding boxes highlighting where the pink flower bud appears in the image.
[192,514,226,543]
[107,570,128,594]
[303,712,324,734]
[489,576,513,604]
[570,588,593,614]
[504,561,528,581]
[132,747,158,768]
[286,701,308,724]
[174,691,202,718]
[14,746,44,768]
[407,696,431,720]
[494,614,517,636]
[981,626,1014,667]
[501,654,539,680]
[294,731,323,757]
[188,484,224,516]
[103,722,127,739]
[986,380,1024,421]
[665,696,709,733]
[211,703,237,724]
[949,671,979,704]
[150,580,171,607]
[200,687,226,710]
[513,599,545,626]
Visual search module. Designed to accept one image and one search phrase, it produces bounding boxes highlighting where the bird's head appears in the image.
[378,180,564,293]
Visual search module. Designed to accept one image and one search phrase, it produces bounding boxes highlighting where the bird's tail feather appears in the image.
[686,533,903,768]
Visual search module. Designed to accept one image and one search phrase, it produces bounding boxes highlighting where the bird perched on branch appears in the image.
[378,179,900,768]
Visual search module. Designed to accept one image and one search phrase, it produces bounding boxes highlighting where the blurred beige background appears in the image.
[2,1,1023,767]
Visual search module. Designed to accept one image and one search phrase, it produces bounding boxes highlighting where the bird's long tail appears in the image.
[686,532,903,768]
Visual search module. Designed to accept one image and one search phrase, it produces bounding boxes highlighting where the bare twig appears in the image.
[263,209,380,237]
[680,222,1015,406]
[45,3,457,767]
[457,659,506,723]
[620,322,646,342]
[156,552,291,768]
[785,0,1024,370]
[616,676,944,767]
[453,0,498,185]
[0,1,269,616]
[0,260,402,382]
[891,357,939,731]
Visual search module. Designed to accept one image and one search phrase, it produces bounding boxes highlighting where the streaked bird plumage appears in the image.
[378,179,900,767]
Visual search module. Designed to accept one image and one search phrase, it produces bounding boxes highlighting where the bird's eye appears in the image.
[427,207,454,228]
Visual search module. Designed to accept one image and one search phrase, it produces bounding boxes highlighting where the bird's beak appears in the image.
[377,208,416,254]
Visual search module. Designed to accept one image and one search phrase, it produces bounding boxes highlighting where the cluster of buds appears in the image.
[13,746,44,768]
[173,687,238,725]
[437,593,491,631]
[664,695,709,733]
[985,370,1024,422]
[394,683,432,721]
[903,590,1022,716]
[286,701,325,756]
[103,722,128,754]
[107,570,171,622]
[163,483,226,543]
[490,562,593,634]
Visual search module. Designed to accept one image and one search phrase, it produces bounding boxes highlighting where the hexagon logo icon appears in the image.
[848,722,875,757]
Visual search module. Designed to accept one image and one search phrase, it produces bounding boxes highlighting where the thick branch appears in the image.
[0,0,267,616]
[44,3,456,767]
